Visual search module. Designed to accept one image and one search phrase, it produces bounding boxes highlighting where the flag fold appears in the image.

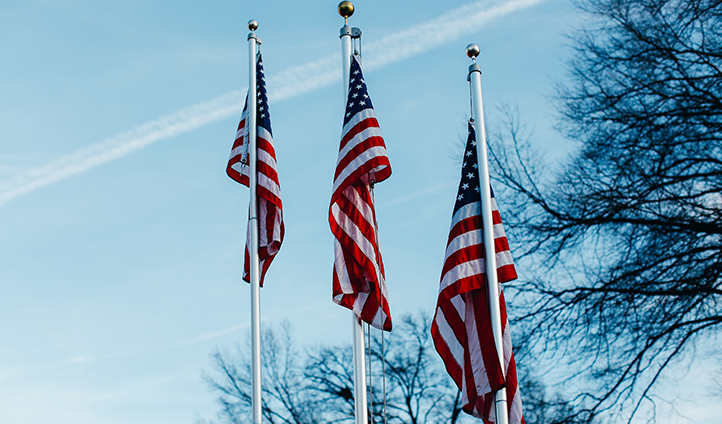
[329,55,392,331]
[227,54,284,287]
[431,123,524,423]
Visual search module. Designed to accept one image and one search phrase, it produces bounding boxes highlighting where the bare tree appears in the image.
[366,314,466,424]
[203,322,323,424]
[488,0,722,422]
[304,344,357,423]
[203,314,474,424]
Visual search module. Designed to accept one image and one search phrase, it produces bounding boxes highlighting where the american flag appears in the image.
[431,123,524,423]
[226,54,284,287]
[329,55,392,331]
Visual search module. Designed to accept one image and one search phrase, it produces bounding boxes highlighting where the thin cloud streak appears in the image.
[177,322,249,346]
[0,0,545,206]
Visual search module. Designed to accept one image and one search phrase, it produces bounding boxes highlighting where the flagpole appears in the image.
[466,43,510,424]
[338,3,369,424]
[247,19,263,424]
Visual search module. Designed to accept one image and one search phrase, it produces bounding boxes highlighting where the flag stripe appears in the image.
[432,122,524,423]
[330,55,392,331]
[226,55,284,287]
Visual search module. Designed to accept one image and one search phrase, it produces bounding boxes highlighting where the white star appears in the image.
[472,163,478,169]
[356,84,363,90]
[348,102,354,108]
[466,172,475,179]
[260,113,265,118]
[474,186,480,192]
[346,111,351,117]
[353,70,360,75]
[466,150,473,157]
[352,93,358,98]
[259,106,264,112]
[462,183,469,190]
[363,94,368,98]
[359,100,366,106]
[471,140,477,146]
[457,194,464,201]
[462,161,467,168]
[360,78,365,83]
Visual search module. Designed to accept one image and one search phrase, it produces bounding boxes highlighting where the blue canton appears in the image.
[343,55,374,127]
[256,55,272,136]
[453,123,482,215]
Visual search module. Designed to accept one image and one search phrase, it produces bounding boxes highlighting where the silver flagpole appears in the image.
[338,3,369,424]
[466,44,510,424]
[247,19,263,424]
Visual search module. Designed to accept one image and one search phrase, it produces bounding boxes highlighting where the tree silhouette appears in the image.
[202,314,476,424]
[490,0,722,422]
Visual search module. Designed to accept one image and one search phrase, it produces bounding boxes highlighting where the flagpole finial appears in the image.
[338,1,354,24]
[466,44,480,61]
[248,19,259,31]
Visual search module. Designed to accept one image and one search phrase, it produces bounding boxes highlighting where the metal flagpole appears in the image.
[247,19,263,424]
[466,43,510,424]
[338,3,368,424]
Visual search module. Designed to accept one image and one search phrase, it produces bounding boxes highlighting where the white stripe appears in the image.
[229,162,246,177]
[465,293,493,394]
[450,202,481,227]
[333,238,354,294]
[257,165,281,198]
[370,305,386,328]
[257,127,273,147]
[332,145,389,195]
[439,259,486,292]
[435,304,464,366]
[340,108,378,137]
[496,250,514,269]
[330,202,381,280]
[229,144,247,159]
[509,385,524,423]
[443,230,484,261]
[353,292,370,315]
[336,124,384,172]
[258,201,269,246]
[492,222,508,238]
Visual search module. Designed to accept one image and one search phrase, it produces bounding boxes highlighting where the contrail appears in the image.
[0,0,545,206]
[177,322,249,346]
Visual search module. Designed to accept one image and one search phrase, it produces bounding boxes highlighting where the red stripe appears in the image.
[330,59,392,331]
[339,116,380,151]
[469,290,505,392]
[433,191,523,422]
[329,212,379,287]
[431,318,463,385]
[334,185,380,254]
[447,215,483,245]
[228,64,284,289]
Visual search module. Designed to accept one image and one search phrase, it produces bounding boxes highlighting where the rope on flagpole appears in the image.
[366,323,373,423]
[381,329,387,424]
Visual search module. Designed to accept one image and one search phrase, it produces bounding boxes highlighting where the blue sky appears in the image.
[1,1,718,423]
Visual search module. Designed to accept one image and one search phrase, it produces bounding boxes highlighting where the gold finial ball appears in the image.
[248,19,259,31]
[338,1,355,18]
[466,43,480,59]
